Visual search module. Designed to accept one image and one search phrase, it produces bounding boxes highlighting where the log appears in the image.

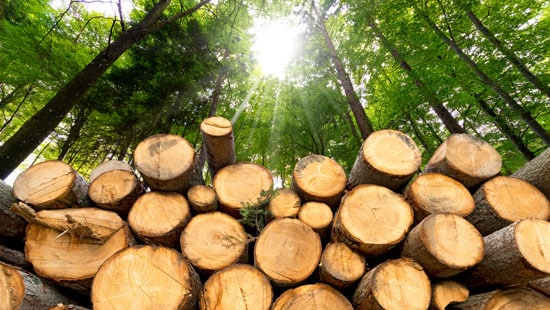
[213,162,273,218]
[512,147,550,199]
[352,258,431,310]
[91,245,201,310]
[400,213,484,278]
[127,191,191,248]
[460,218,550,289]
[133,134,196,192]
[430,281,469,310]
[466,176,550,236]
[449,287,550,309]
[0,262,79,309]
[331,184,414,256]
[348,129,422,191]
[13,160,90,209]
[199,264,272,310]
[267,188,301,220]
[0,180,26,240]
[528,276,550,297]
[254,218,322,287]
[298,201,333,240]
[424,133,502,188]
[318,242,367,290]
[49,304,91,310]
[404,173,474,223]
[186,184,218,213]
[272,283,353,310]
[200,116,236,178]
[88,160,144,215]
[180,211,248,274]
[0,244,30,269]
[291,154,347,208]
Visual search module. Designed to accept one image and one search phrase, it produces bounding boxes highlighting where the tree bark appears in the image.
[0,180,26,241]
[318,242,366,290]
[272,283,353,310]
[512,147,550,199]
[449,287,550,309]
[200,116,236,178]
[430,281,469,310]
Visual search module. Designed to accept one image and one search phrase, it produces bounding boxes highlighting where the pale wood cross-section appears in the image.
[88,160,132,183]
[298,201,333,240]
[430,280,469,310]
[450,287,550,309]
[272,283,353,310]
[318,242,366,290]
[267,188,301,220]
[200,116,236,178]
[186,184,218,213]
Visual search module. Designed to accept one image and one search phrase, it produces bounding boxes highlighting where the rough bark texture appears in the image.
[272,283,353,310]
[186,184,218,213]
[267,188,301,220]
[449,287,550,309]
[430,280,469,310]
[512,147,550,199]
[0,245,30,270]
[0,180,26,240]
[318,242,366,290]
[200,116,236,178]
[528,276,550,297]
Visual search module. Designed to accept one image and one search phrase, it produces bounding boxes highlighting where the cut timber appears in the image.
[0,262,78,309]
[449,287,550,309]
[461,218,550,289]
[298,201,333,240]
[512,147,550,199]
[13,160,90,209]
[348,129,421,191]
[200,116,236,177]
[180,211,247,274]
[199,264,273,310]
[430,281,469,310]
[465,176,550,236]
[401,213,484,278]
[404,173,474,222]
[213,162,273,218]
[0,245,30,269]
[133,134,195,192]
[352,258,431,310]
[186,184,218,213]
[291,154,346,208]
[92,245,201,310]
[0,180,26,239]
[128,191,191,248]
[423,133,502,188]
[528,276,550,296]
[88,161,144,215]
[332,184,413,256]
[272,283,353,310]
[254,218,322,286]
[267,188,301,220]
[318,242,366,290]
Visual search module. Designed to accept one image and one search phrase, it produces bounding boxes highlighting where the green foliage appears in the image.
[239,189,278,233]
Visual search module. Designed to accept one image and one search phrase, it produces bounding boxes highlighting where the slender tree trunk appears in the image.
[57,103,91,161]
[0,0,211,179]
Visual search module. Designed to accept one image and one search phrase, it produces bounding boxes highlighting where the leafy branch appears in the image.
[239,189,278,233]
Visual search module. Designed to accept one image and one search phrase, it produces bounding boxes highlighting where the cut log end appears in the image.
[267,188,301,219]
[186,184,218,213]
[88,169,143,214]
[272,283,353,310]
[450,287,550,309]
[319,242,366,289]
[516,218,550,275]
[431,281,469,310]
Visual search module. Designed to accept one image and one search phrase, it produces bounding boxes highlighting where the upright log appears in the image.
[430,281,469,310]
[200,116,236,178]
[267,188,301,220]
[186,184,218,213]
[512,146,549,199]
[0,180,26,240]
[348,129,422,191]
[318,242,367,290]
[272,283,353,310]
[449,287,550,309]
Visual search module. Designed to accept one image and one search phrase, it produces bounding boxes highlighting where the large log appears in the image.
[352,258,431,310]
[186,184,218,213]
[332,184,414,256]
[267,188,301,220]
[0,180,26,241]
[91,245,201,310]
[348,129,422,191]
[430,280,469,310]
[424,133,502,189]
[512,147,550,199]
[449,287,550,309]
[13,160,90,209]
[88,160,132,183]
[528,276,550,297]
[127,191,191,248]
[199,264,272,310]
[298,201,333,240]
[200,116,236,178]
[272,283,353,310]
[291,154,347,208]
[133,134,196,192]
[465,176,550,236]
[0,244,30,269]
[401,213,484,278]
[318,242,367,290]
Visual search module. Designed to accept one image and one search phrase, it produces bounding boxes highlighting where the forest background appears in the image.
[0,0,548,187]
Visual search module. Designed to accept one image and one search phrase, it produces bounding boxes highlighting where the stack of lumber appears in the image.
[1,116,549,309]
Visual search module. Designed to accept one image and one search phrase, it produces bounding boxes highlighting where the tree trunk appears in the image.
[318,242,366,290]
[466,176,550,236]
[0,245,30,269]
[186,184,218,213]
[267,188,301,220]
[297,201,333,240]
[348,129,422,191]
[272,283,353,310]
[352,258,431,310]
[0,180,26,241]
[57,104,91,161]
[199,264,273,310]
[512,147,550,199]
[449,287,550,309]
[200,116,236,178]
[430,280,469,310]
[91,245,201,310]
[332,184,413,256]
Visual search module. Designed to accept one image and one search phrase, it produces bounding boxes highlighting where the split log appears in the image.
[465,176,550,236]
[449,287,550,309]
[298,201,333,240]
[133,134,196,192]
[180,211,248,274]
[291,154,347,208]
[348,129,422,191]
[199,264,272,310]
[213,162,273,218]
[512,147,550,199]
[88,160,144,215]
[401,213,484,278]
[254,218,322,287]
[91,245,201,310]
[424,133,502,188]
[272,283,353,310]
[127,191,191,248]
[0,262,79,309]
[430,281,469,310]
[186,184,218,213]
[460,218,550,289]
[267,188,301,220]
[13,160,90,209]
[352,258,431,310]
[0,180,26,240]
[318,242,367,290]
[332,184,414,256]
[200,116,236,178]
[404,173,474,223]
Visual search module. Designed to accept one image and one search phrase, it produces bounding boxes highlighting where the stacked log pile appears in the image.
[1,116,549,309]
